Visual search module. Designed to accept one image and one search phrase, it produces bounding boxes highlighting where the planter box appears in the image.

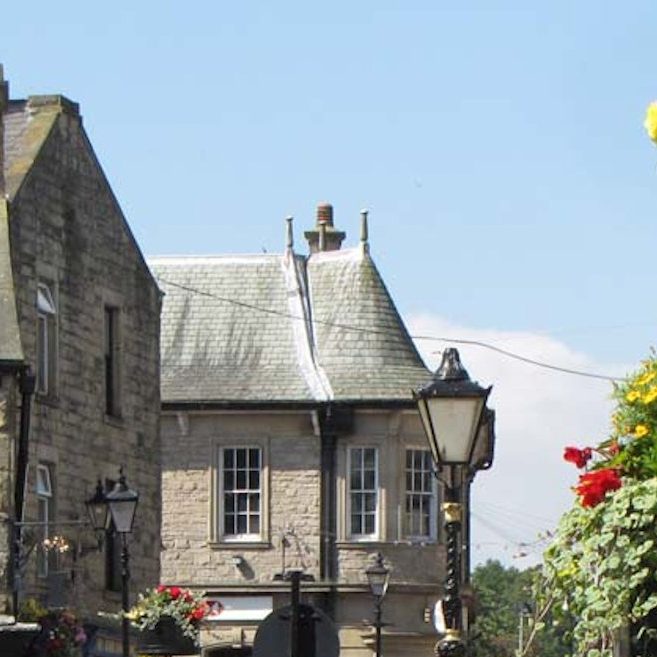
[137,616,198,656]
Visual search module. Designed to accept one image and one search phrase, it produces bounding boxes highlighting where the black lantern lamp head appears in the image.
[86,479,109,533]
[105,468,139,534]
[413,348,491,468]
[365,552,390,600]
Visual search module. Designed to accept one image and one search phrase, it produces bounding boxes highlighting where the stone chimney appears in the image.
[0,65,8,196]
[304,202,346,254]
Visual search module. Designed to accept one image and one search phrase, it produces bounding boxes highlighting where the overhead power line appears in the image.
[155,275,626,383]
[426,338,621,382]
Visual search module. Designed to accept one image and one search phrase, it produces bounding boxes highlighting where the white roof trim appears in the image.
[281,252,333,401]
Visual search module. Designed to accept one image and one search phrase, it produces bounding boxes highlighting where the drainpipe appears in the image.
[317,403,353,619]
[11,367,35,616]
[319,413,336,584]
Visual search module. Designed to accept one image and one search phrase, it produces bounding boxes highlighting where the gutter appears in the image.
[162,398,417,412]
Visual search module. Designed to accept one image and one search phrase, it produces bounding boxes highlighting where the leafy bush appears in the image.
[537,355,657,657]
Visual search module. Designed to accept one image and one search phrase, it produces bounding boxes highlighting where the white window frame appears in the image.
[347,447,379,540]
[36,283,56,396]
[218,446,263,542]
[36,464,53,577]
[404,448,438,541]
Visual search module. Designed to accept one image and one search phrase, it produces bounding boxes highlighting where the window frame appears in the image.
[36,283,57,397]
[346,446,380,541]
[36,464,53,578]
[403,447,439,542]
[215,445,266,544]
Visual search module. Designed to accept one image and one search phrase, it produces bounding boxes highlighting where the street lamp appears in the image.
[85,479,108,532]
[87,469,138,657]
[365,553,390,657]
[413,348,492,657]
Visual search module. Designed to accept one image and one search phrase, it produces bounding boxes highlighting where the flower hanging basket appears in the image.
[137,615,198,656]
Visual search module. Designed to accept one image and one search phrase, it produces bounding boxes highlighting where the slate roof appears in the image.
[150,245,430,405]
[4,99,61,200]
[0,200,23,364]
[0,97,62,365]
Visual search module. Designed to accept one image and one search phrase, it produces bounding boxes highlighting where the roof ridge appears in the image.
[148,254,285,264]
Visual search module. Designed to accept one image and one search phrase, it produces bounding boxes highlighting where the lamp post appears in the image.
[365,553,390,657]
[413,348,494,657]
[86,469,138,657]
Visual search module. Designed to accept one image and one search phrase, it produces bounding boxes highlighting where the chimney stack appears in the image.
[305,202,346,253]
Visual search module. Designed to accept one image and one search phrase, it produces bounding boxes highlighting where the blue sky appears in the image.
[3,1,657,564]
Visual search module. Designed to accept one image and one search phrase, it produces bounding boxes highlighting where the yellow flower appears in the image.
[557,565,577,578]
[636,371,656,386]
[626,390,641,402]
[645,102,657,144]
[634,424,650,438]
[643,386,657,404]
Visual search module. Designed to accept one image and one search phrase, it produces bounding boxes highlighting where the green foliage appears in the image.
[471,560,571,657]
[608,355,657,480]
[537,355,657,657]
[18,597,48,622]
[541,479,657,657]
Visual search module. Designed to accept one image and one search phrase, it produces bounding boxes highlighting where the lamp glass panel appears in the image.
[426,397,485,464]
[87,500,109,532]
[108,498,138,533]
[471,413,493,469]
[366,569,389,598]
[417,398,441,466]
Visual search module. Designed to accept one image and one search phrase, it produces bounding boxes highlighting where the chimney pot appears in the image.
[304,201,346,254]
[316,202,334,227]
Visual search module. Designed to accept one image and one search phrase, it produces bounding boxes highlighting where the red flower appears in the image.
[168,586,182,600]
[575,468,622,507]
[156,584,167,594]
[190,605,207,622]
[564,446,592,469]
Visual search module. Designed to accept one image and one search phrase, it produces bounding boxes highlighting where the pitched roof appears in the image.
[0,96,64,366]
[150,245,430,405]
[0,200,23,365]
[307,248,430,400]
[3,98,62,200]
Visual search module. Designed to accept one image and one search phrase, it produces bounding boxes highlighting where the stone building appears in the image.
[150,204,445,657]
[0,68,161,653]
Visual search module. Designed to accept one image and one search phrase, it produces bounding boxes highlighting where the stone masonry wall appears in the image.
[7,101,161,617]
[161,407,442,651]
[161,411,321,585]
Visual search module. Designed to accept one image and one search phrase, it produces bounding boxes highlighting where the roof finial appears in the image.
[285,216,294,250]
[360,208,369,254]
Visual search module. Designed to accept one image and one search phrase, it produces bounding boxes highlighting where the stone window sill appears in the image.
[207,541,272,550]
[103,413,124,428]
